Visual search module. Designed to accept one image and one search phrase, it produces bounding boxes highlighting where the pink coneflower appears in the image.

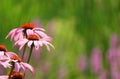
[15,34,54,51]
[6,23,47,42]
[10,55,34,73]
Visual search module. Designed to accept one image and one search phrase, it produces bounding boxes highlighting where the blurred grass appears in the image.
[0,0,120,79]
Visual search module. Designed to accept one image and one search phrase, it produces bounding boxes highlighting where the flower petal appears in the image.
[6,28,17,40]
[5,52,18,58]
[38,41,43,47]
[34,27,45,31]
[14,62,20,72]
[34,41,39,50]
[43,41,54,51]
[0,51,5,56]
[0,61,11,68]
[26,29,34,35]
[21,62,34,73]
[35,31,48,38]
[28,41,33,47]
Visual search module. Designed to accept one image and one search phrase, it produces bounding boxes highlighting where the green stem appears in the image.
[19,44,27,73]
[23,44,34,79]
[21,44,27,60]
[27,44,34,63]
[8,63,14,79]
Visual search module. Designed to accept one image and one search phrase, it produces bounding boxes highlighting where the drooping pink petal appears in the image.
[14,62,21,72]
[19,44,26,50]
[35,30,48,38]
[38,41,43,47]
[47,42,54,49]
[34,41,39,50]
[43,36,52,42]
[20,63,26,72]
[21,62,34,73]
[0,55,9,61]
[5,52,18,58]
[16,39,28,46]
[28,41,33,47]
[14,32,23,42]
[0,61,11,68]
[6,28,17,40]
[16,28,23,33]
[15,39,28,50]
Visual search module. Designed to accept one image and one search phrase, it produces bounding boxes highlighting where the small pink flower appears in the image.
[10,55,34,73]
[0,51,20,68]
[15,34,54,51]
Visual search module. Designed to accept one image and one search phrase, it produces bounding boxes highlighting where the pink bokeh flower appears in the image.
[15,34,54,51]
[91,47,102,74]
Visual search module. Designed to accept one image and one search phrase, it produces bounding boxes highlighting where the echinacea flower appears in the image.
[6,23,46,42]
[15,34,54,51]
[10,55,34,73]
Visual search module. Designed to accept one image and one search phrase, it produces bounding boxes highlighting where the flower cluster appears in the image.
[77,34,120,79]
[0,23,54,79]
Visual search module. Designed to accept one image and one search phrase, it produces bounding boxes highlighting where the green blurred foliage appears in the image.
[0,0,120,79]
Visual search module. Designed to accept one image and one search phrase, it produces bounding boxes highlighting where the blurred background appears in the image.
[0,0,120,79]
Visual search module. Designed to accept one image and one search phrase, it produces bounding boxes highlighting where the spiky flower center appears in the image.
[22,23,35,29]
[27,35,40,40]
[8,70,24,79]
[0,45,7,52]
[11,55,22,62]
